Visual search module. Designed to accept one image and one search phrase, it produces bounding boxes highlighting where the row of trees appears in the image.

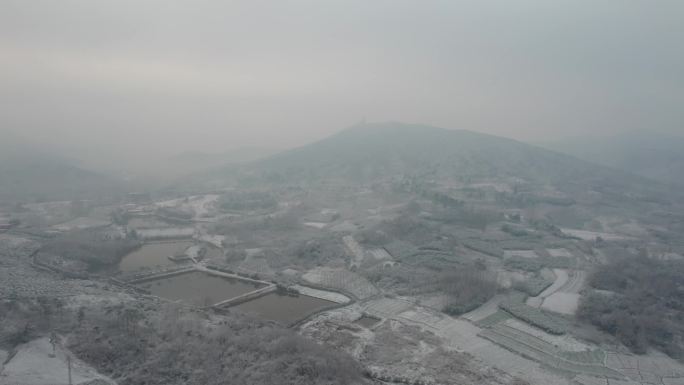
[578,256,684,357]
[41,229,141,271]
[1,296,369,385]
[440,266,498,316]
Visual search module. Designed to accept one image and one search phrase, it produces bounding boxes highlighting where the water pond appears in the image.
[232,292,335,324]
[119,241,193,272]
[136,271,264,307]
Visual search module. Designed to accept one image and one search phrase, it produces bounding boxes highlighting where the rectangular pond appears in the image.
[119,241,193,272]
[232,292,335,324]
[135,271,265,307]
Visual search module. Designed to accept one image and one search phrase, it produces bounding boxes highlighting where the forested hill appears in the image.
[251,122,671,200]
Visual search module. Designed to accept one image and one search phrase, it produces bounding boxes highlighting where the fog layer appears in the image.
[1,0,683,167]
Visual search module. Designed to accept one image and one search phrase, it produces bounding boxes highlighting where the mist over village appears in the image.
[1,1,684,385]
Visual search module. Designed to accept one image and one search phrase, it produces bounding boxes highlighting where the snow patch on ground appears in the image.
[526,269,569,308]
[368,248,392,261]
[502,318,592,352]
[503,250,538,259]
[196,233,225,249]
[547,248,573,258]
[0,337,115,385]
[560,228,631,241]
[137,227,194,240]
[303,222,327,229]
[52,217,110,231]
[291,285,351,304]
[0,349,7,372]
[302,267,378,299]
[343,235,366,269]
[156,194,219,220]
[541,292,581,315]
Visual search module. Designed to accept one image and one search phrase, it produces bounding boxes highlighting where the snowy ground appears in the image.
[501,318,592,352]
[290,285,351,304]
[560,228,632,241]
[0,337,115,385]
[462,295,506,323]
[303,222,327,229]
[526,269,568,308]
[195,232,225,249]
[52,217,110,231]
[503,250,539,259]
[136,227,195,240]
[547,248,574,258]
[302,267,378,299]
[367,248,392,261]
[343,235,366,269]
[156,194,220,220]
[526,269,585,315]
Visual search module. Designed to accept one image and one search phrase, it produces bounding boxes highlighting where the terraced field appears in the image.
[303,267,379,299]
[475,310,513,328]
[604,351,684,385]
[361,297,414,319]
[236,255,275,277]
[500,296,569,335]
[479,324,624,379]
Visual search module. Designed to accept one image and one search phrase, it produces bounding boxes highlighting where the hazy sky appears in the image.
[1,0,683,163]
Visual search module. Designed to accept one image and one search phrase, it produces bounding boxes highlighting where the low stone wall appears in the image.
[126,267,196,284]
[212,284,277,308]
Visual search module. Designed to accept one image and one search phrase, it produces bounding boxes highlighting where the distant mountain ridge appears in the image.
[251,122,665,199]
[0,132,123,203]
[539,131,684,186]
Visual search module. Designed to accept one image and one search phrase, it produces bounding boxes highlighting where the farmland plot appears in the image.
[479,324,624,379]
[236,255,275,277]
[605,351,684,385]
[560,228,632,242]
[430,318,572,385]
[547,248,574,258]
[462,294,509,323]
[347,294,573,385]
[500,297,569,335]
[136,227,195,240]
[368,248,393,261]
[343,235,366,269]
[361,296,414,319]
[535,270,585,315]
[557,269,585,293]
[526,269,569,308]
[541,292,581,315]
[476,310,513,328]
[503,250,539,259]
[303,267,379,299]
[501,319,590,352]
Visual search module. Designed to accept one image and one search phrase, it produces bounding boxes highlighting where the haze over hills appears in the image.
[248,123,671,201]
[0,133,125,203]
[167,147,281,175]
[538,132,684,186]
